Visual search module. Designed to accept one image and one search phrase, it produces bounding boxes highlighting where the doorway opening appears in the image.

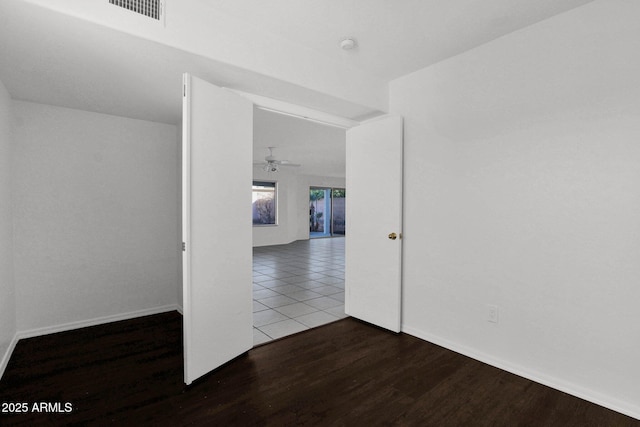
[309,187,346,238]
[250,107,347,346]
[183,74,401,385]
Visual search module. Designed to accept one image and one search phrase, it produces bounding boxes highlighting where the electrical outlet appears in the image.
[487,305,499,323]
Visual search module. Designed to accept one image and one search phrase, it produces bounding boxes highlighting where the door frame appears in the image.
[181,83,403,381]
[309,186,346,238]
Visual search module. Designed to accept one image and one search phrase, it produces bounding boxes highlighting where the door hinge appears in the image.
[182,242,186,251]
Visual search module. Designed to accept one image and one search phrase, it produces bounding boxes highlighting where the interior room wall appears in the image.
[20,0,387,118]
[252,169,345,247]
[390,0,640,418]
[12,101,181,334]
[0,77,16,375]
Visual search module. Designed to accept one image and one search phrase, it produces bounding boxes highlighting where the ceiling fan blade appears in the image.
[256,148,302,169]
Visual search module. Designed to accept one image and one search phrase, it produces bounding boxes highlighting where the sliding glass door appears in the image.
[331,189,345,236]
[309,187,346,238]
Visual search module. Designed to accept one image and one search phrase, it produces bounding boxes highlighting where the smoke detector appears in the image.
[340,38,357,50]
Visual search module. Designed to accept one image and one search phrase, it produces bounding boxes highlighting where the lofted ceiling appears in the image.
[0,0,596,177]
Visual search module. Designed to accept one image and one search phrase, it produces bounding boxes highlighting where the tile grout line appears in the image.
[253,238,346,344]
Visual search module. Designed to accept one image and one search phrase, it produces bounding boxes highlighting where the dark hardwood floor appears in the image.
[0,312,637,426]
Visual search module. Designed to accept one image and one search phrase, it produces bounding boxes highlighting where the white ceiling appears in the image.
[205,0,595,81]
[0,0,595,178]
[253,108,346,178]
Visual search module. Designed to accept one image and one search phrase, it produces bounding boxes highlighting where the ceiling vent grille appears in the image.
[109,0,163,21]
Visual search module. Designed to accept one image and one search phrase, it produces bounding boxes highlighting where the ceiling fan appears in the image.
[254,147,301,172]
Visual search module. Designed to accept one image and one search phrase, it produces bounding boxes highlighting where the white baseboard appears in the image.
[16,305,180,340]
[401,325,640,421]
[1,305,181,381]
[0,333,20,380]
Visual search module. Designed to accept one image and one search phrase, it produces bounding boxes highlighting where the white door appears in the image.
[345,115,403,332]
[182,73,253,385]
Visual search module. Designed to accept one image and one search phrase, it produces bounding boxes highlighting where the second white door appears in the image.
[345,115,404,332]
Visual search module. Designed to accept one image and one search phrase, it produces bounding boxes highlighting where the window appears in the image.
[252,181,277,225]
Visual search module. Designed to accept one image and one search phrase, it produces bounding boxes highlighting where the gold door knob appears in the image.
[388,232,397,240]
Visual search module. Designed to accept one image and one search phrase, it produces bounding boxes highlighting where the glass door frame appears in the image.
[309,186,346,238]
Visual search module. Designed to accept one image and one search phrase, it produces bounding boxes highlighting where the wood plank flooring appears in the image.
[0,311,637,426]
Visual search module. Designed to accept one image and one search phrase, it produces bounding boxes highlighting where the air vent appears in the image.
[109,0,163,21]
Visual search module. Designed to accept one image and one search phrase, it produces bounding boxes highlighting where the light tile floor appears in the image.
[253,237,347,346]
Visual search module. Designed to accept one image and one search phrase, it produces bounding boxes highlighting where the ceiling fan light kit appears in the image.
[263,163,280,173]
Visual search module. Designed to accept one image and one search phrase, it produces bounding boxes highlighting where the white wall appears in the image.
[22,0,387,118]
[12,101,180,333]
[252,169,345,247]
[0,78,16,374]
[390,0,640,418]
